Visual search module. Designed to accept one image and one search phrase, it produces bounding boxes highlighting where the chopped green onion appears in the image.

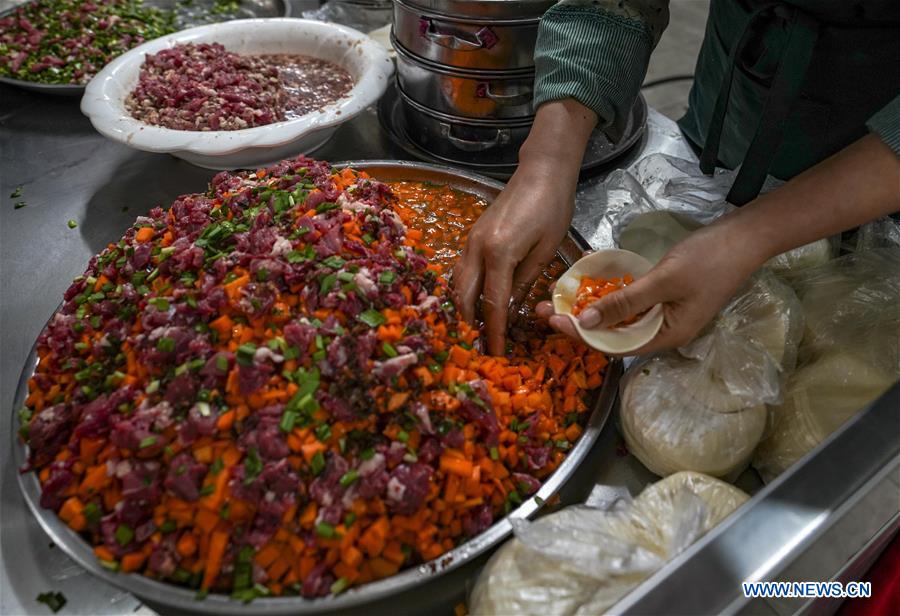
[83,502,101,525]
[156,337,175,353]
[320,273,337,295]
[358,309,385,328]
[279,410,297,433]
[243,448,263,484]
[36,591,67,613]
[236,343,257,366]
[378,270,395,284]
[330,577,350,595]
[315,424,332,442]
[339,469,359,487]
[114,524,134,546]
[310,451,326,475]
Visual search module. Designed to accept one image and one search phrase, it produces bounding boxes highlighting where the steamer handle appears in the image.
[478,83,533,106]
[419,19,497,51]
[439,123,510,152]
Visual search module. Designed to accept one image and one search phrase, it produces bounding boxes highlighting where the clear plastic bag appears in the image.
[577,153,835,272]
[617,271,803,479]
[752,351,897,482]
[787,248,900,372]
[851,216,900,252]
[753,248,900,482]
[468,472,748,616]
[302,1,392,33]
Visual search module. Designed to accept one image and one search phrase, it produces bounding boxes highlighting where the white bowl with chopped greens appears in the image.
[80,18,394,169]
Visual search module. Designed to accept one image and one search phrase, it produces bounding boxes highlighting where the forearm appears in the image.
[533,0,666,139]
[715,134,900,267]
[517,98,597,187]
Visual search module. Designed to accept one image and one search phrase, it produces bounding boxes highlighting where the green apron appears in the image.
[678,0,900,205]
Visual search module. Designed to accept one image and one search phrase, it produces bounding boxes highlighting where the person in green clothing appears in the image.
[453,0,900,356]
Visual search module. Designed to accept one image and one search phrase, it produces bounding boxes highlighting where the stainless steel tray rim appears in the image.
[13,160,620,614]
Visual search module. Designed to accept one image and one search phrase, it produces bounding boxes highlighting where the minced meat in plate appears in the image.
[125,43,355,131]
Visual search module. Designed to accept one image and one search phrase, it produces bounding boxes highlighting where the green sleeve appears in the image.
[867,94,900,155]
[533,0,669,140]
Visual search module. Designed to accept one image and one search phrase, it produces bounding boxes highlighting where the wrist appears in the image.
[711,204,781,273]
[519,98,597,169]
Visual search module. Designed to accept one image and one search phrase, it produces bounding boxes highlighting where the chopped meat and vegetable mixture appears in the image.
[19,157,607,600]
[0,0,175,85]
[126,43,355,131]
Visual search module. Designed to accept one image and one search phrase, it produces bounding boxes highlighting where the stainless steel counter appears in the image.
[1,14,897,615]
[0,64,662,613]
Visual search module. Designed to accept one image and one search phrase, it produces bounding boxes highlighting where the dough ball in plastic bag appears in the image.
[790,249,900,373]
[468,472,747,616]
[468,508,649,616]
[619,353,768,479]
[617,210,703,264]
[753,351,897,483]
[682,270,804,372]
[634,471,749,530]
[765,238,835,274]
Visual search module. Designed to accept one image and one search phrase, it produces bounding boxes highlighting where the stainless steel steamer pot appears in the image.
[14,161,620,615]
[398,88,532,164]
[392,0,551,71]
[394,37,534,119]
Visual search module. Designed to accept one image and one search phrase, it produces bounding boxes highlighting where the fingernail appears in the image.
[579,307,601,328]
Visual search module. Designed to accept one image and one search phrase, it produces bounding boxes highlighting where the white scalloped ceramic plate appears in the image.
[553,249,664,354]
[81,18,394,169]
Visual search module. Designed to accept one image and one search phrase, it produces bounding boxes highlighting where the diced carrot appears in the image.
[135,227,155,243]
[121,552,147,573]
[201,531,228,589]
[177,533,198,558]
[255,543,281,569]
[94,545,115,563]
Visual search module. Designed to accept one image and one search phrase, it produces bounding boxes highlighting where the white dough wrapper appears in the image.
[468,472,748,616]
[753,351,897,483]
[617,210,703,265]
[619,353,768,479]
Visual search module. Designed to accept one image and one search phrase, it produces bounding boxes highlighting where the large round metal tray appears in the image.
[378,80,647,180]
[0,0,290,96]
[13,160,620,614]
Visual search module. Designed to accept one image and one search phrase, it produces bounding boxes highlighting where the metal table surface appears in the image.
[0,49,697,614]
[2,36,897,616]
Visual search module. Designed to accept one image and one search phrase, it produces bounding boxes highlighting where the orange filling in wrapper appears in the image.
[571,275,645,327]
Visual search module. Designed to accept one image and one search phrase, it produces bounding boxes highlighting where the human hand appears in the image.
[452,99,596,356]
[535,222,768,356]
[453,158,575,355]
